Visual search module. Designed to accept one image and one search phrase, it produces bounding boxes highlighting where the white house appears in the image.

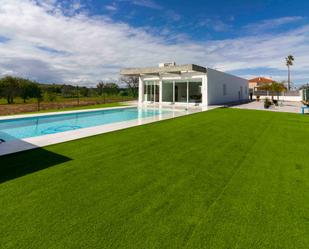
[120,63,248,106]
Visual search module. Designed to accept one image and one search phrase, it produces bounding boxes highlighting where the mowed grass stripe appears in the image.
[185,110,309,248]
[1,108,309,248]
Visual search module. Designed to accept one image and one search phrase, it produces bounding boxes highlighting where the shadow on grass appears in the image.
[0,148,71,184]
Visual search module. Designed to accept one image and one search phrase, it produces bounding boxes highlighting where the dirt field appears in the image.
[0,97,133,115]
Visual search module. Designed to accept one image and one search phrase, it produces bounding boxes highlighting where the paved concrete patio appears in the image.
[231,101,304,114]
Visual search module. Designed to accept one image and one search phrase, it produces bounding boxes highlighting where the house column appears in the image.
[202,75,208,106]
[159,78,163,104]
[138,76,143,105]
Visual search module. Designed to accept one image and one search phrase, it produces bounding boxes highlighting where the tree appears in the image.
[271,82,287,101]
[120,76,138,98]
[43,92,57,102]
[19,79,31,103]
[61,84,76,98]
[97,81,119,103]
[32,85,43,111]
[0,76,20,104]
[105,83,119,95]
[97,82,118,95]
[79,87,89,97]
[42,84,62,94]
[258,81,286,101]
[97,81,106,103]
[19,79,39,103]
[285,55,294,90]
[119,89,129,101]
[97,82,105,96]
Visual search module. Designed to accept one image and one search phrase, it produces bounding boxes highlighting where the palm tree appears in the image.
[285,55,294,91]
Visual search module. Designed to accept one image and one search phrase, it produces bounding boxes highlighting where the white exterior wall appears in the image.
[201,74,208,107]
[206,68,248,105]
[137,68,247,106]
[138,77,143,105]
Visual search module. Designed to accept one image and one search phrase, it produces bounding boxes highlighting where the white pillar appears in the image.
[138,77,143,105]
[159,79,163,104]
[202,75,208,106]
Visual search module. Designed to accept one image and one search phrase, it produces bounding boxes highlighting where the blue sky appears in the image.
[0,0,308,86]
[100,0,309,40]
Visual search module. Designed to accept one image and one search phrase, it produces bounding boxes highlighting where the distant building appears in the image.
[249,77,273,90]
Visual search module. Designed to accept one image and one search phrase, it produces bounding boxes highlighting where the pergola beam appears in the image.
[120,64,207,76]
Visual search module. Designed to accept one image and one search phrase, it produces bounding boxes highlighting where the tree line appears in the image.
[0,76,139,104]
[0,76,42,104]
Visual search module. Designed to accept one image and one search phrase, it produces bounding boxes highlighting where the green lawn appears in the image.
[1,108,309,248]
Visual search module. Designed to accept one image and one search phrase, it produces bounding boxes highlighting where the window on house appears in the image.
[174,80,187,103]
[223,84,227,96]
[162,81,173,102]
[189,80,202,103]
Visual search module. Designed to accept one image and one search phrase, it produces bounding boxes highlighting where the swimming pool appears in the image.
[0,107,167,141]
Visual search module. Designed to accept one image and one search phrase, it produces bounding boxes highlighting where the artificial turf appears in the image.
[0,108,309,248]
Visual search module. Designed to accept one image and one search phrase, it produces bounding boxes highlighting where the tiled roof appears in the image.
[249,77,273,83]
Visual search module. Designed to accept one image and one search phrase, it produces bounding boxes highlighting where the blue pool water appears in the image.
[0,107,166,141]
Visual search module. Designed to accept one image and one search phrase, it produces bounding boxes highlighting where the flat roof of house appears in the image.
[120,64,207,76]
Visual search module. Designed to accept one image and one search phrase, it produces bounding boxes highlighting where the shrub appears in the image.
[44,92,57,102]
[272,99,278,106]
[264,98,272,109]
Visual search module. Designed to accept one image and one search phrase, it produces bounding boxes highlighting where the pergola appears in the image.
[120,64,207,77]
[120,64,207,105]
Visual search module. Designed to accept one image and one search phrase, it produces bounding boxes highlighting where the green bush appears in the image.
[264,98,272,109]
[44,92,57,102]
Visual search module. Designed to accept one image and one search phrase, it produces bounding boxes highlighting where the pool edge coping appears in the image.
[0,106,216,156]
[0,105,136,121]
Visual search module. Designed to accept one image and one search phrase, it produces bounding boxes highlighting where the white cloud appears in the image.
[130,0,162,10]
[198,18,232,32]
[0,0,308,85]
[243,16,305,33]
[106,4,118,11]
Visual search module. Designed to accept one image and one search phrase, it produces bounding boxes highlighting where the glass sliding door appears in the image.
[144,81,160,102]
[162,81,173,102]
[154,84,159,102]
[144,81,153,102]
[189,80,202,103]
[161,78,203,104]
[175,80,187,103]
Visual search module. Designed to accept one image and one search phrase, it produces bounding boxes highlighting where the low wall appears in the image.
[253,95,301,102]
[251,90,301,102]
